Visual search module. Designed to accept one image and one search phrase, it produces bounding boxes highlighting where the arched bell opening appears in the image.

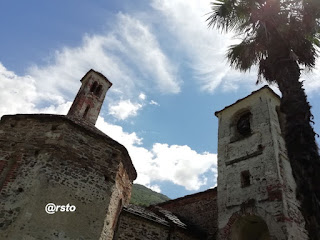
[231,215,271,240]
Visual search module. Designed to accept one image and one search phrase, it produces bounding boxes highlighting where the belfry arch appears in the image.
[230,215,270,240]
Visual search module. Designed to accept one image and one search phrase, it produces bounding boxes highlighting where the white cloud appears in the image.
[0,63,71,117]
[96,116,217,191]
[41,101,73,115]
[139,93,146,100]
[109,100,142,120]
[302,57,320,94]
[0,63,37,116]
[96,117,142,147]
[147,144,217,190]
[146,184,161,193]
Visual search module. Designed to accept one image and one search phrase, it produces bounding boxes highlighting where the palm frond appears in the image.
[227,37,266,71]
[206,0,251,32]
[208,0,320,78]
[258,58,275,84]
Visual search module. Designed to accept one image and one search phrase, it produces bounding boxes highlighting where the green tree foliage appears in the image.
[207,0,320,239]
[130,184,170,207]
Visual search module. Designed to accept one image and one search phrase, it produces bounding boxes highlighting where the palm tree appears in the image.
[207,0,320,239]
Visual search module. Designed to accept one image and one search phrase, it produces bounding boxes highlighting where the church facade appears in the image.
[0,70,307,239]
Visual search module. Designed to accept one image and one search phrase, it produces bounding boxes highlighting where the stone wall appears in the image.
[157,188,218,239]
[115,209,169,240]
[100,162,133,240]
[0,114,136,240]
[215,87,307,239]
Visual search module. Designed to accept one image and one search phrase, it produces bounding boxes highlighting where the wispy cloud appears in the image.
[150,100,160,106]
[115,14,181,94]
[28,13,180,104]
[150,0,265,93]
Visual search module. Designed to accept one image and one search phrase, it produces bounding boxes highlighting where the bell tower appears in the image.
[67,69,112,125]
[215,86,308,240]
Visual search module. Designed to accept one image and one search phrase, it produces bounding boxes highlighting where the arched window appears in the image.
[237,112,252,137]
[95,84,102,97]
[90,81,98,93]
[230,110,252,142]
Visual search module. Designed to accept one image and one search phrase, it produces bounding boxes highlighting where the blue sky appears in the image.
[1,0,320,199]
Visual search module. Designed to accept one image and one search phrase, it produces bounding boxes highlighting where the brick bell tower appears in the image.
[67,69,112,125]
[215,86,307,240]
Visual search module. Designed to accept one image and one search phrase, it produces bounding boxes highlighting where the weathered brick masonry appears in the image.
[0,114,136,239]
[114,204,203,240]
[157,188,218,239]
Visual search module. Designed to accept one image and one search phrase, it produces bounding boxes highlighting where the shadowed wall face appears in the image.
[230,216,270,240]
[157,188,218,239]
[0,115,135,239]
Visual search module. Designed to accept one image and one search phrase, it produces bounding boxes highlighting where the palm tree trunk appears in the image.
[275,60,320,240]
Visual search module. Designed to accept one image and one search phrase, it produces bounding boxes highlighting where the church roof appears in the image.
[214,85,280,116]
[123,204,196,230]
[80,69,113,86]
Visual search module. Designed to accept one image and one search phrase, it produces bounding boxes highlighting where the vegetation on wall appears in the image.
[130,184,170,206]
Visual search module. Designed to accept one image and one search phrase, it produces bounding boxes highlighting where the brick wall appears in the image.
[157,188,218,239]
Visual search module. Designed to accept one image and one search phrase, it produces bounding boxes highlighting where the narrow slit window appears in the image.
[241,170,251,188]
[95,85,102,97]
[83,106,90,119]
